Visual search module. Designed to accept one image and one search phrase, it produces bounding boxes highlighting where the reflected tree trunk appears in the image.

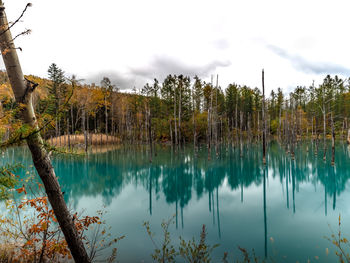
[216,187,221,238]
[292,160,296,214]
[149,167,152,215]
[332,166,336,210]
[212,190,215,226]
[263,165,267,259]
[324,185,327,216]
[286,157,289,209]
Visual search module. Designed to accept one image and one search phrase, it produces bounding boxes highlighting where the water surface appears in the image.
[1,142,350,262]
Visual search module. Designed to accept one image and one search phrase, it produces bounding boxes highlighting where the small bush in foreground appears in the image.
[144,216,218,263]
[0,173,124,262]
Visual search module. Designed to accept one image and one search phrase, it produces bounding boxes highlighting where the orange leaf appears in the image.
[16,185,27,195]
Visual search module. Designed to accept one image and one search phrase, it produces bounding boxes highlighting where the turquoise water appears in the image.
[1,142,350,262]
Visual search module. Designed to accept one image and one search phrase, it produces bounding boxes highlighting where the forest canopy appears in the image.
[1,67,349,147]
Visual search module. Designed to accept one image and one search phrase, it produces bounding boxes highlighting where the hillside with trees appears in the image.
[1,67,349,153]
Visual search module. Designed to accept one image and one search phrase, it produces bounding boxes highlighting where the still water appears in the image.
[1,142,350,262]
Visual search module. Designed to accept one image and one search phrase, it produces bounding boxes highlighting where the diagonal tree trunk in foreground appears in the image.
[0,3,90,262]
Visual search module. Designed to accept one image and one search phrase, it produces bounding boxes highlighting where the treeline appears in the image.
[1,64,350,148]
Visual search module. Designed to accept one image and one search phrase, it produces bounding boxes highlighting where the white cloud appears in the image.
[1,0,350,93]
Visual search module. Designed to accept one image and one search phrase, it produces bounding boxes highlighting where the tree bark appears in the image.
[111,92,115,137]
[70,103,74,135]
[235,98,238,143]
[82,107,87,152]
[215,74,219,157]
[291,99,295,159]
[0,4,90,262]
[207,77,213,160]
[311,116,314,142]
[192,88,196,150]
[67,116,71,149]
[170,119,173,144]
[262,69,266,164]
[278,103,282,141]
[105,92,108,143]
[331,112,335,166]
[85,110,89,151]
[240,111,243,157]
[174,84,177,146]
[178,82,182,146]
[323,86,327,161]
[147,104,153,162]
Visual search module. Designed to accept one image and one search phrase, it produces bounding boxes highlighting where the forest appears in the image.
[1,65,349,160]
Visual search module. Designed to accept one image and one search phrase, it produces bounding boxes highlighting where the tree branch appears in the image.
[0,3,32,38]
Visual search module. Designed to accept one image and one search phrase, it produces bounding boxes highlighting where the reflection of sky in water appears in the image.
[1,142,350,262]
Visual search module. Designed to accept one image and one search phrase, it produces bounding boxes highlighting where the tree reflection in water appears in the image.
[1,142,350,262]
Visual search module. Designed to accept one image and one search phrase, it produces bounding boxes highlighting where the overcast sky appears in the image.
[1,0,350,94]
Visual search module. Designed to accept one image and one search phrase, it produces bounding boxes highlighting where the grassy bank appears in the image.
[48,133,120,147]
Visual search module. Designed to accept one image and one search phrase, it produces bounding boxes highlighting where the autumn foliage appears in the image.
[0,179,122,263]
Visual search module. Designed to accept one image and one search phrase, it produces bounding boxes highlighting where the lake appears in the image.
[1,141,350,262]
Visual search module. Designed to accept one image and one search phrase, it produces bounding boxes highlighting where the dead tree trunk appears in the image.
[207,101,211,160]
[105,93,108,143]
[240,111,243,158]
[331,112,335,166]
[174,86,177,146]
[86,111,89,151]
[111,93,115,137]
[311,116,314,142]
[147,105,153,162]
[235,98,238,144]
[323,87,327,161]
[59,118,61,147]
[207,77,213,160]
[192,89,196,150]
[169,119,173,144]
[285,101,289,153]
[299,107,302,139]
[70,103,74,135]
[248,113,252,143]
[262,69,266,165]
[0,3,91,262]
[178,83,182,147]
[82,108,87,152]
[257,111,260,143]
[67,117,70,149]
[278,103,282,141]
[291,99,295,160]
[215,74,219,157]
[315,118,319,156]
